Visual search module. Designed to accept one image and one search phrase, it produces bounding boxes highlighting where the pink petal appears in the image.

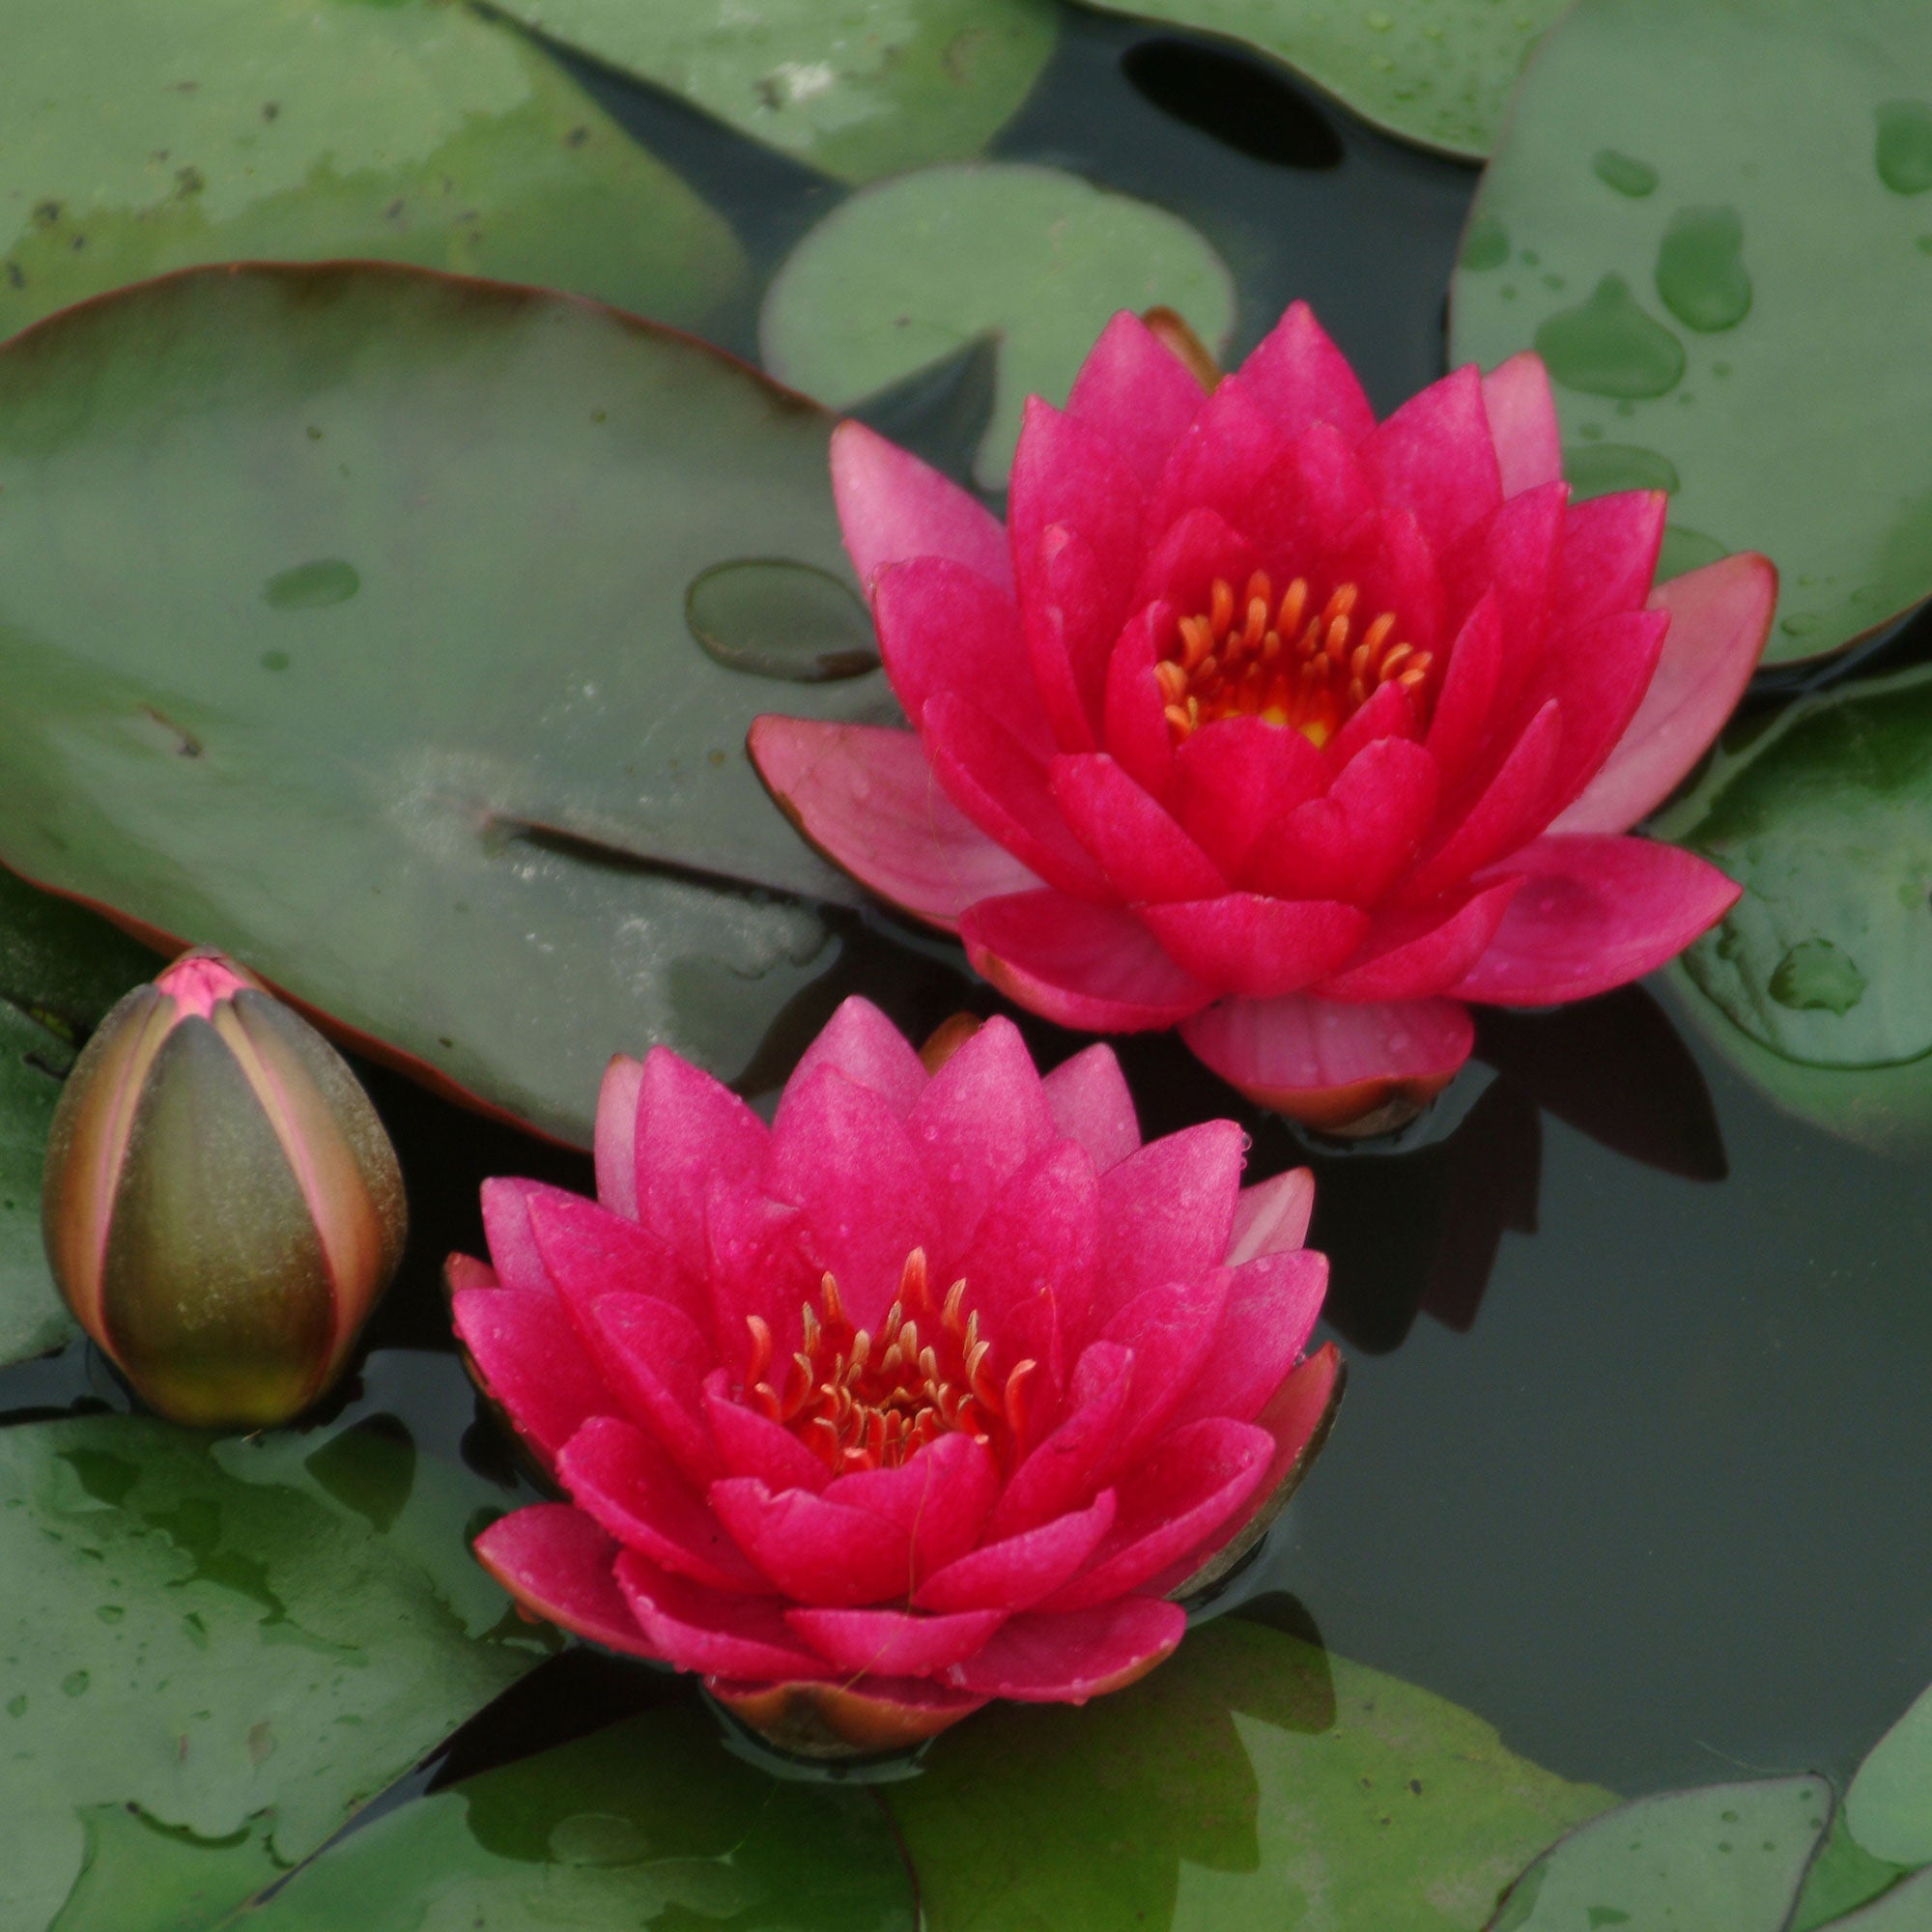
[1094,1268,1234,1470]
[1555,553,1776,835]
[832,418,1010,594]
[558,1414,768,1593]
[1482,352,1564,496]
[1041,1043,1142,1174]
[631,1045,770,1286]
[923,692,1113,901]
[1424,591,1506,790]
[1552,490,1667,631]
[444,1254,497,1296]
[786,1605,1009,1677]
[1095,1120,1246,1317]
[1100,601,1179,801]
[1359,365,1502,555]
[1536,607,1672,814]
[527,1187,705,1336]
[1243,738,1442,906]
[1453,835,1743,1006]
[614,1549,834,1680]
[1167,1247,1327,1428]
[906,1015,1057,1258]
[1043,1415,1273,1610]
[593,1055,642,1220]
[473,1505,648,1654]
[1019,524,1110,753]
[1171,715,1329,880]
[946,1597,1186,1701]
[1400,700,1563,902]
[1439,481,1567,666]
[768,1064,934,1330]
[1335,505,1443,658]
[1321,677,1420,773]
[1226,1168,1316,1265]
[1145,376,1293,537]
[990,1341,1134,1539]
[875,556,1050,759]
[914,1491,1119,1613]
[1181,993,1475,1126]
[1242,419,1378,569]
[1137,895,1370,1000]
[1316,876,1525,1002]
[703,1187,810,1372]
[1129,505,1258,614]
[783,993,928,1119]
[702,1372,829,1493]
[1235,300,1377,447]
[824,1433,1001,1584]
[962,890,1217,1031]
[1065,309,1210,492]
[479,1176,562,1298]
[750,716,1042,932]
[1052,753,1228,903]
[453,1282,613,1472]
[588,1292,721,1486]
[708,1478,919,1605]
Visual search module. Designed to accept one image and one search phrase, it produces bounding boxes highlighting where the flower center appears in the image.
[1156,570,1435,750]
[741,1248,1035,1476]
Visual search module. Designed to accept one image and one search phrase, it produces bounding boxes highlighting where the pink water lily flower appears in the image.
[450,999,1340,1756]
[751,304,1774,1127]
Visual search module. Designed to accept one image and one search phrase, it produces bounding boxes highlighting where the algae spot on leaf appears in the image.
[1534,274,1685,399]
[263,559,360,611]
[1655,204,1752,331]
[1769,938,1867,1017]
[1875,100,1932,194]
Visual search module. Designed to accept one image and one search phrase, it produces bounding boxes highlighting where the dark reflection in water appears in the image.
[1122,38,1347,171]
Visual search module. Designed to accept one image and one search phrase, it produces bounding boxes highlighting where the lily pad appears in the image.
[1813,1866,1932,1930]
[0,263,904,1146]
[0,0,744,342]
[1449,0,1932,665]
[1067,0,1569,158]
[888,1615,1612,1929]
[1790,1811,1916,1932]
[239,1691,915,1929]
[0,1410,548,1932]
[477,0,1057,186]
[1485,1777,1833,1932]
[760,161,1236,487]
[1847,1680,1932,1869]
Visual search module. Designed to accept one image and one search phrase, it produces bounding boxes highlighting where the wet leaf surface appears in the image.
[1450,0,1932,664]
[1847,1680,1932,1870]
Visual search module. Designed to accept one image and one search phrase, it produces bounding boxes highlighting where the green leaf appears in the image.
[1449,0,1932,664]
[1066,0,1569,159]
[0,0,744,342]
[1789,1809,1914,1932]
[1811,1866,1932,1929]
[883,1615,1613,1930]
[477,0,1058,186]
[234,1692,915,1930]
[0,263,900,1146]
[1847,1680,1932,1868]
[1485,1777,1833,1932]
[761,161,1236,487]
[0,1411,549,1932]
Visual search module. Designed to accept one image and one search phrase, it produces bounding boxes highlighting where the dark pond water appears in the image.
[4,0,1929,1865]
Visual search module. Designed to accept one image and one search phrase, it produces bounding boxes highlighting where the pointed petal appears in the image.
[1242,419,1378,568]
[1052,753,1228,902]
[1095,1120,1245,1318]
[1101,598,1179,801]
[1482,352,1563,496]
[1136,895,1370,1000]
[593,1055,642,1220]
[786,1605,1009,1677]
[1424,591,1506,790]
[1235,300,1377,447]
[833,418,1010,593]
[1243,738,1442,906]
[1009,395,1146,602]
[962,891,1217,1031]
[1453,836,1742,1006]
[1020,524,1110,753]
[824,1433,1001,1584]
[1042,1043,1142,1174]
[473,1505,646,1654]
[1066,309,1210,490]
[783,993,927,1118]
[614,1549,834,1679]
[1537,607,1672,813]
[1171,715,1329,880]
[1168,1247,1327,1427]
[914,1492,1119,1613]
[1359,365,1501,554]
[947,1598,1185,1701]
[1316,876,1525,1002]
[991,1341,1134,1539]
[527,1187,704,1334]
[1554,554,1776,835]
[1552,490,1667,630]
[1129,505,1257,614]
[708,1478,918,1605]
[751,716,1042,932]
[479,1175,561,1298]
[702,1372,830,1493]
[1094,1269,1234,1469]
[1400,700,1563,902]
[704,1187,810,1373]
[1226,1167,1316,1265]
[1146,376,1293,536]
[631,1046,769,1284]
[1438,481,1567,674]
[453,1283,612,1473]
[1321,676,1420,772]
[589,1292,721,1485]
[1181,993,1474,1128]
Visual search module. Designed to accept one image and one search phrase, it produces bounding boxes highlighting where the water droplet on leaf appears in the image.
[1876,100,1932,194]
[1591,149,1658,197]
[1770,939,1866,1015]
[263,558,359,611]
[1655,205,1751,331]
[1535,275,1686,397]
[686,559,879,683]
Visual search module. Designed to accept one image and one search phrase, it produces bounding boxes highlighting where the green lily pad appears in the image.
[238,1690,915,1929]
[1847,1680,1932,1868]
[476,0,1057,186]
[0,263,903,1147]
[1449,0,1932,665]
[0,0,743,343]
[1790,1810,1916,1932]
[761,161,1236,488]
[1812,1866,1932,1930]
[0,1410,548,1932]
[887,1615,1612,1929]
[1067,0,1569,159]
[1485,1777,1833,1932]
[1660,664,1932,1072]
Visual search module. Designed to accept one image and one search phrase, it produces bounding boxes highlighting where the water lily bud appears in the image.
[41,948,407,1427]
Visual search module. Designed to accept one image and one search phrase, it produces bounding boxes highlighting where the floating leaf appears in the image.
[240,1690,915,1929]
[888,1616,1612,1929]
[479,0,1057,185]
[1066,0,1569,158]
[1811,1866,1932,1929]
[1450,0,1932,664]
[1790,1810,1915,1932]
[1486,1777,1833,1932]
[0,264,903,1146]
[0,0,743,341]
[0,1411,547,1932]
[1847,1680,1932,1869]
[761,161,1235,487]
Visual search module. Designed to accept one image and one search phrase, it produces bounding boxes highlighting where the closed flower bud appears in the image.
[41,948,407,1427]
